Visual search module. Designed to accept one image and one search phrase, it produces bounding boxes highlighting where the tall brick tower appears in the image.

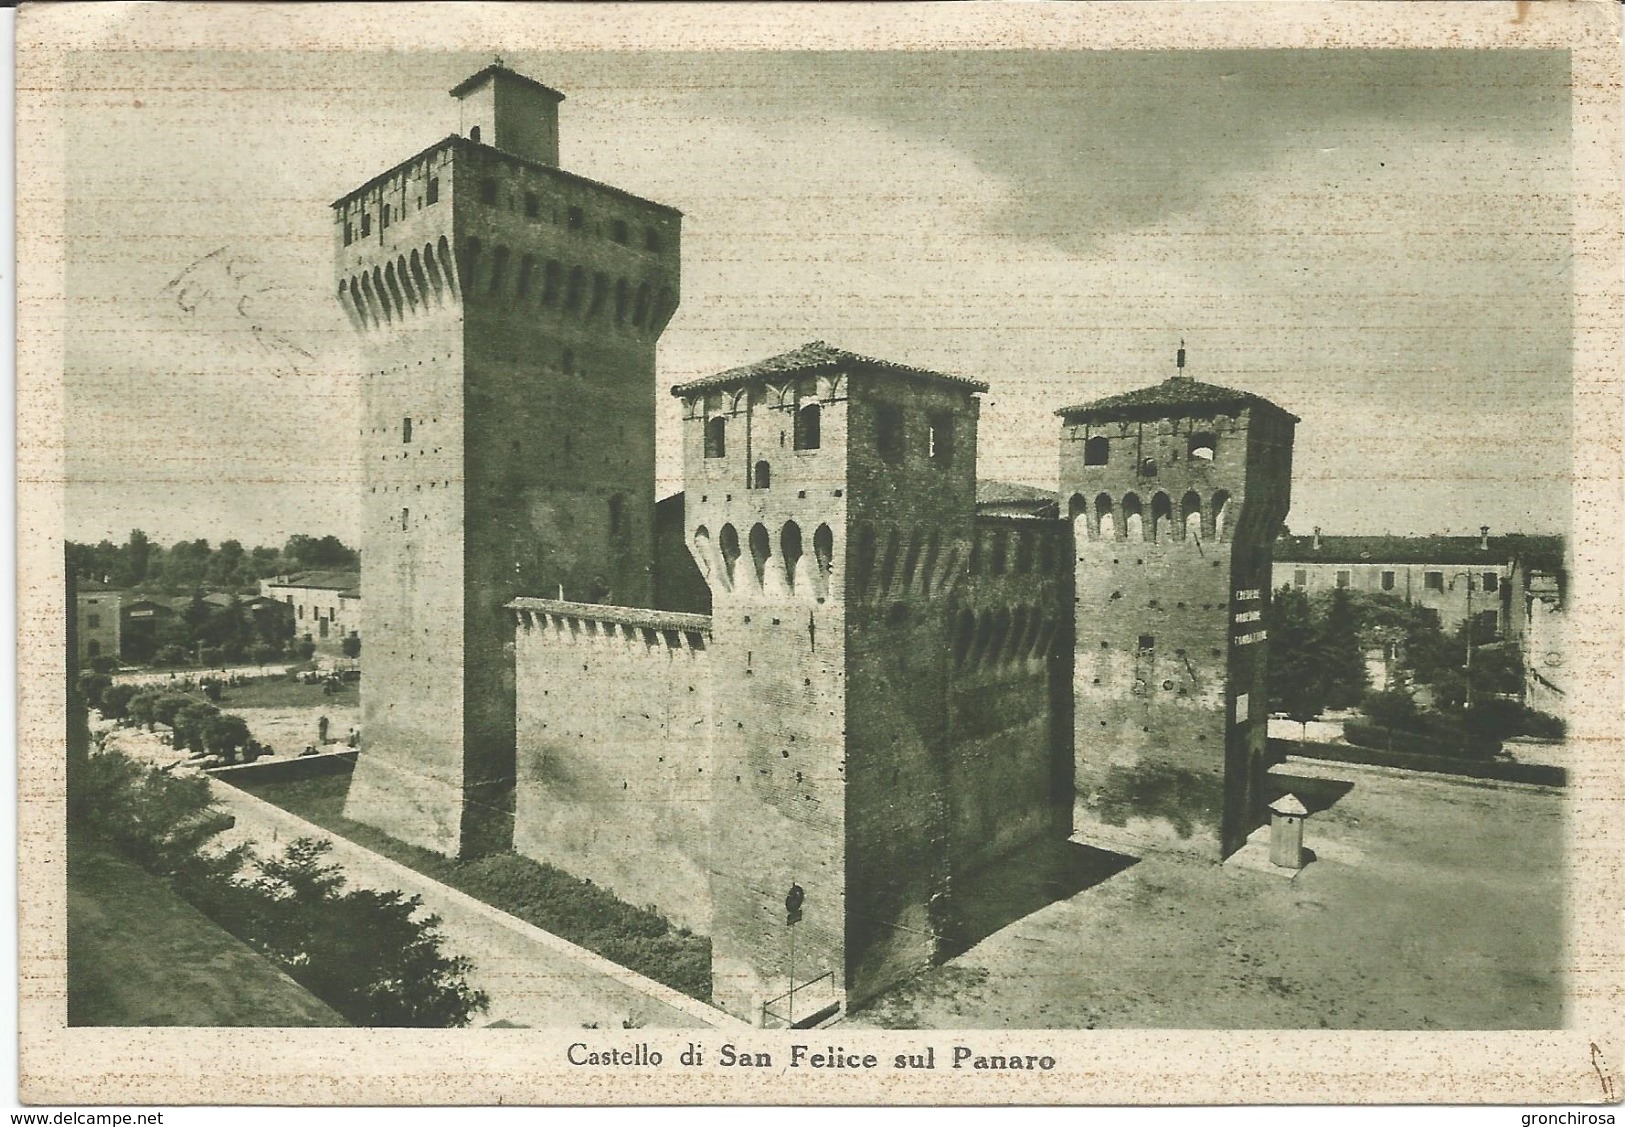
[333,65,681,857]
[675,342,988,1026]
[1059,351,1295,859]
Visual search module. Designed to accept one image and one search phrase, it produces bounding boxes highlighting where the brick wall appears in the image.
[511,601,713,932]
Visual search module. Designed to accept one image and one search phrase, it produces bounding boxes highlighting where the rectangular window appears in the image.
[1138,634,1155,652]
[402,508,410,530]
[1336,570,1351,588]
[567,206,585,230]
[381,203,391,230]
[298,606,304,620]
[524,192,539,219]
[1482,572,1499,592]
[402,417,412,443]
[644,227,662,252]
[343,222,353,246]
[1381,570,1396,591]
[1235,692,1250,723]
[1293,569,1307,588]
[86,614,100,630]
[1425,571,1445,591]
[360,212,371,237]
[610,218,629,244]
[875,403,905,465]
[481,179,498,205]
[928,414,954,467]
[426,177,440,205]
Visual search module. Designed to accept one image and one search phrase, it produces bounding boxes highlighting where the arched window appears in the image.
[1095,493,1115,541]
[753,460,771,489]
[716,524,741,589]
[813,523,834,580]
[692,525,713,579]
[780,522,803,592]
[1085,435,1110,466]
[704,416,727,459]
[1122,493,1144,542]
[1213,490,1232,541]
[748,523,771,589]
[1068,493,1088,521]
[794,403,821,450]
[1182,490,1204,541]
[1188,432,1217,461]
[1151,492,1172,542]
[469,125,481,143]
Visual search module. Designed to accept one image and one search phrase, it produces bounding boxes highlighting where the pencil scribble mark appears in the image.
[164,246,312,378]
[1591,1042,1614,1100]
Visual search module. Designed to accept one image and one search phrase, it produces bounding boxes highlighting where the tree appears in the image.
[247,839,490,1027]
[77,671,113,712]
[341,634,361,660]
[127,529,152,586]
[1268,585,1326,747]
[1315,587,1369,709]
[99,681,139,721]
[174,701,221,755]
[204,713,252,763]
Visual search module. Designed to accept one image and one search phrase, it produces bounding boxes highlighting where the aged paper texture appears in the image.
[17,0,1625,1106]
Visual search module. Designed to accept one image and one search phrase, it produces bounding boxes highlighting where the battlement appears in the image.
[508,597,710,651]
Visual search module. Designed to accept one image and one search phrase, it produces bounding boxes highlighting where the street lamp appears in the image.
[1448,572,1477,711]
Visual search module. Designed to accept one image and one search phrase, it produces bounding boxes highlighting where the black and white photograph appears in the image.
[17,0,1624,1107]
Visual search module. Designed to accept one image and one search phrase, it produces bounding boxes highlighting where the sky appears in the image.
[63,49,1572,547]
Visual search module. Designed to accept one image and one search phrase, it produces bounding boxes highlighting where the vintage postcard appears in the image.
[16,0,1624,1107]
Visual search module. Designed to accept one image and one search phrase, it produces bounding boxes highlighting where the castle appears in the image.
[332,65,1296,1027]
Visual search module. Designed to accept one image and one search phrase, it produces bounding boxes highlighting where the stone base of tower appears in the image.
[1072,738,1230,861]
[342,743,471,859]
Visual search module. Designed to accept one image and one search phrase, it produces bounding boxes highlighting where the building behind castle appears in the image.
[334,66,1297,1027]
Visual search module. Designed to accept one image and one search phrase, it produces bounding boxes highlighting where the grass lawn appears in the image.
[226,769,712,1002]
[67,833,345,1027]
[211,677,359,711]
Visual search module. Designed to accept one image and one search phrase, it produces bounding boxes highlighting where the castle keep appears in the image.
[335,67,1296,1026]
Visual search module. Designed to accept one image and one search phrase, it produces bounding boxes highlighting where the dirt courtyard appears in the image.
[848,761,1564,1030]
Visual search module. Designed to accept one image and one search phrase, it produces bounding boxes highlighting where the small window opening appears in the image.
[753,460,772,489]
[1084,435,1110,466]
[1294,569,1307,588]
[343,222,353,246]
[360,212,371,237]
[1188,432,1217,461]
[610,219,629,244]
[381,203,391,230]
[875,403,904,464]
[402,417,413,443]
[401,508,410,529]
[568,206,585,230]
[928,414,953,466]
[1336,570,1351,588]
[1482,572,1499,592]
[644,227,661,252]
[1425,571,1445,592]
[609,494,627,537]
[481,178,498,205]
[1381,570,1396,591]
[469,125,481,143]
[704,416,727,459]
[1138,634,1155,652]
[426,177,439,205]
[524,192,539,219]
[794,403,821,450]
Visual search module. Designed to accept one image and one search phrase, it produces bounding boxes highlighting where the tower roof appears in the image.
[450,64,566,103]
[670,341,990,397]
[1055,375,1298,424]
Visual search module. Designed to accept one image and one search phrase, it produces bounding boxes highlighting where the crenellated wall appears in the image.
[509,599,713,932]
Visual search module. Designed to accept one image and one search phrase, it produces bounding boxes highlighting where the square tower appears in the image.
[332,66,681,858]
[1058,366,1295,859]
[673,342,988,1025]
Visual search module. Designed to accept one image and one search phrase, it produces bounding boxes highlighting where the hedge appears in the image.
[1270,737,1565,788]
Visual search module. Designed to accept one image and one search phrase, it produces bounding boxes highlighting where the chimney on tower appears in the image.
[1479,525,1490,551]
[1312,527,1322,551]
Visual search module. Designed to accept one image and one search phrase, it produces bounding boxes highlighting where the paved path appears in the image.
[208,781,743,1032]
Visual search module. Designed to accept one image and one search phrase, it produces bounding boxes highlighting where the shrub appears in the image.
[99,682,139,721]
[1361,688,1420,732]
[77,671,113,711]
[1343,720,1498,761]
[1522,709,1566,740]
[294,640,316,661]
[90,655,121,674]
[77,747,237,874]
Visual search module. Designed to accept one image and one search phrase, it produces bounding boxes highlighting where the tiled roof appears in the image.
[1276,533,1564,567]
[1056,375,1297,423]
[671,341,990,397]
[266,571,361,593]
[449,64,566,103]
